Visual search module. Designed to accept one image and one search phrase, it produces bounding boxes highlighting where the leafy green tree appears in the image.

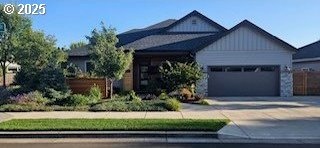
[86,23,133,98]
[70,41,86,49]
[15,29,67,70]
[159,61,204,92]
[0,4,32,87]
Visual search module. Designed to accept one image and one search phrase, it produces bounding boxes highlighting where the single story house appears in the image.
[68,10,296,97]
[293,40,320,71]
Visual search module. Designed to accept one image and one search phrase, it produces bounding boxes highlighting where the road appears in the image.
[1,142,319,148]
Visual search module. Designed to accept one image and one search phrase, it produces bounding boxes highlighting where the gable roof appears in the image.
[193,20,297,53]
[293,40,320,60]
[123,33,217,52]
[164,10,227,32]
[68,11,295,57]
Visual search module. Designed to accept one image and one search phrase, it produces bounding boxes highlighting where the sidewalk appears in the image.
[2,110,227,120]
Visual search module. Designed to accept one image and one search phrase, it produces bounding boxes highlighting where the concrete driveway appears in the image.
[206,96,320,140]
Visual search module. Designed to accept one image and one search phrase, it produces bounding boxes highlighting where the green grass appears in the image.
[0,119,229,132]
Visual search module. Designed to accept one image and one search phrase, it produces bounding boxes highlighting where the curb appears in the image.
[0,131,219,139]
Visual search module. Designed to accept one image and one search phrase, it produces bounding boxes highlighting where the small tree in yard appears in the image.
[0,4,32,87]
[86,23,133,98]
[159,61,204,93]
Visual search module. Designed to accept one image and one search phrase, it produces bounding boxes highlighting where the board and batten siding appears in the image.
[195,26,294,97]
[168,16,219,32]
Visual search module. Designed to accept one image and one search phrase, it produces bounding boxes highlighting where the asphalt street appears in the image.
[0,143,319,148]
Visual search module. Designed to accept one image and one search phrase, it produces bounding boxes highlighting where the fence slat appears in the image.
[293,71,320,95]
[66,78,109,98]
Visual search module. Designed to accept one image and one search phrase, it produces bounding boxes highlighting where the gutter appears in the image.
[293,57,320,63]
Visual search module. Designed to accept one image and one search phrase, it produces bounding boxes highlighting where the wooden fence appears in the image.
[293,72,320,95]
[66,78,109,98]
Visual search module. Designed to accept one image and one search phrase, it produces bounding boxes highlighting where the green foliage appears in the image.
[69,41,86,49]
[165,99,181,111]
[0,104,53,112]
[159,61,203,92]
[158,92,170,100]
[86,23,133,98]
[90,101,128,112]
[198,99,210,105]
[64,63,82,77]
[128,90,141,102]
[58,94,90,107]
[0,119,230,132]
[16,29,67,70]
[15,66,68,94]
[89,99,167,112]
[8,91,48,105]
[88,84,102,104]
[0,4,32,86]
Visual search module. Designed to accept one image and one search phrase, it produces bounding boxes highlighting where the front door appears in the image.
[139,65,149,91]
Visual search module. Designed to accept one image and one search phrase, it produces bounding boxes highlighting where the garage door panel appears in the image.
[208,66,279,96]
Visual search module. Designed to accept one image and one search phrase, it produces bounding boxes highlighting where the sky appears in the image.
[1,0,320,48]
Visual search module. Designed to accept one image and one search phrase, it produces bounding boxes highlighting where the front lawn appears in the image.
[0,119,229,132]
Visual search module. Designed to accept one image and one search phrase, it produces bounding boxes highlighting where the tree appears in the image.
[159,61,204,92]
[15,29,67,70]
[0,4,32,87]
[70,41,86,49]
[86,23,133,98]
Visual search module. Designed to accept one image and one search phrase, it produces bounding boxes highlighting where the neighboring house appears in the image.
[67,10,296,97]
[293,40,320,71]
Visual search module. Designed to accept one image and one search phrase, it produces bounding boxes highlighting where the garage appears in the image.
[208,66,280,97]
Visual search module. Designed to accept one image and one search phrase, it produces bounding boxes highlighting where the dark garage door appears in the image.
[208,66,280,97]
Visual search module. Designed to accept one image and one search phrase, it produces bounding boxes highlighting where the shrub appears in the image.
[15,66,68,94]
[8,91,48,105]
[68,94,90,106]
[45,88,71,104]
[198,99,210,105]
[0,104,53,112]
[50,105,89,111]
[159,61,203,92]
[165,99,181,111]
[90,101,128,112]
[129,90,141,102]
[88,84,102,104]
[158,92,170,100]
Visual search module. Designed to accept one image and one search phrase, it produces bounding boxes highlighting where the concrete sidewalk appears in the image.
[1,110,227,120]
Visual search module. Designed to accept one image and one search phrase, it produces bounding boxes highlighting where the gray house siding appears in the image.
[293,60,320,71]
[168,16,219,32]
[195,26,293,97]
[68,56,89,73]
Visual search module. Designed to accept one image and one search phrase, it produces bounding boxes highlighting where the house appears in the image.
[293,40,320,71]
[67,10,296,97]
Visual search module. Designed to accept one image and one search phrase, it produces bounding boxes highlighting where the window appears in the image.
[211,67,223,72]
[226,67,242,72]
[139,65,149,90]
[261,66,276,72]
[243,67,259,72]
[85,61,94,73]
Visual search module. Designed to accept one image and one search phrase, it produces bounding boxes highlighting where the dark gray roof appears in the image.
[67,45,90,56]
[123,33,218,52]
[117,19,177,46]
[293,40,320,59]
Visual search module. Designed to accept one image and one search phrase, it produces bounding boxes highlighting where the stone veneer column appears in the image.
[280,71,293,97]
[196,72,208,96]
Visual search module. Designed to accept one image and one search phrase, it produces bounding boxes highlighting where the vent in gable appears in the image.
[191,19,197,25]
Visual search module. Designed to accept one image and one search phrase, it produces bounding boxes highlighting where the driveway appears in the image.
[206,96,320,139]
